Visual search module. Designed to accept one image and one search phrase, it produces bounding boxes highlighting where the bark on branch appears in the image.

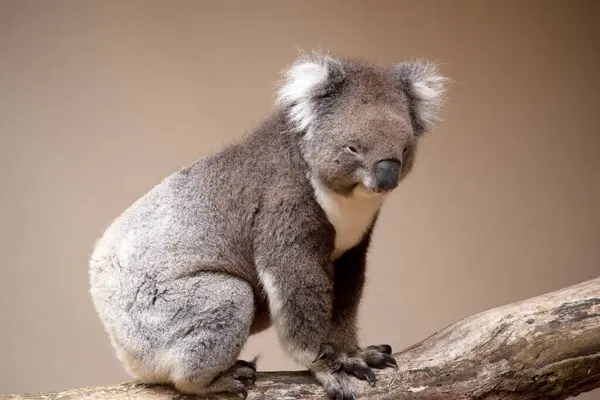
[6,277,600,400]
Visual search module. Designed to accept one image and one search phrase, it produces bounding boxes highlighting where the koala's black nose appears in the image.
[374,159,401,191]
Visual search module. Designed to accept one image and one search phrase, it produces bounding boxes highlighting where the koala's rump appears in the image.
[89,154,275,352]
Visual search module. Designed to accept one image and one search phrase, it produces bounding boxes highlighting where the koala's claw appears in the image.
[365,344,392,354]
[360,344,398,370]
[312,342,378,398]
[341,358,377,386]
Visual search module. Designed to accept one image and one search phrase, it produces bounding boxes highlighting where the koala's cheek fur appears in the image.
[319,155,364,195]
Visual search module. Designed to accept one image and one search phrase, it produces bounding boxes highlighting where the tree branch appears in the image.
[6,277,600,399]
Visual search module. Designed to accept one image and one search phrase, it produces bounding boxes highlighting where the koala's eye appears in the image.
[346,146,358,154]
[403,147,409,156]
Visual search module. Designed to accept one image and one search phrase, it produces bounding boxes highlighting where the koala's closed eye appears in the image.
[346,146,358,154]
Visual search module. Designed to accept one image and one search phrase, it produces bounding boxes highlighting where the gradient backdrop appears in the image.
[1,0,599,398]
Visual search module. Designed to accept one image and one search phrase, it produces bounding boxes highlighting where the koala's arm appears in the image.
[327,228,374,355]
[256,200,335,367]
[258,243,333,367]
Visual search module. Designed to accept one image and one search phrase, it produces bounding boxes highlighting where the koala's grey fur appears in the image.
[89,52,448,399]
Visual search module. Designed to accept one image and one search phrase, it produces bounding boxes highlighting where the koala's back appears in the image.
[92,147,260,279]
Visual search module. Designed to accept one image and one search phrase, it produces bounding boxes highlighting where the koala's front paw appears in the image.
[358,344,398,370]
[315,343,378,385]
[311,343,377,399]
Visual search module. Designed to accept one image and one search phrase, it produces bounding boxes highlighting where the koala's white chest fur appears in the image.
[311,180,382,260]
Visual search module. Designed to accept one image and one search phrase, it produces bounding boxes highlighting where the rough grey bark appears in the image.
[5,277,600,400]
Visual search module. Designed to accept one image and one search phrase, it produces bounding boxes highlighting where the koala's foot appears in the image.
[311,343,377,400]
[214,360,257,399]
[226,359,258,389]
[357,344,398,370]
[174,360,257,399]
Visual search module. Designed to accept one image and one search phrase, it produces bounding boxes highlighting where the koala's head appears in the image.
[277,52,448,197]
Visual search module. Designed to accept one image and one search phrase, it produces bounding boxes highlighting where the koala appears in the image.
[89,52,448,399]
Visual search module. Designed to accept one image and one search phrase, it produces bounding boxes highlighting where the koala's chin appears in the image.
[352,182,387,198]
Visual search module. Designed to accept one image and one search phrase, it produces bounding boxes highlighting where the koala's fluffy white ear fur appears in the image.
[397,61,449,134]
[277,52,345,132]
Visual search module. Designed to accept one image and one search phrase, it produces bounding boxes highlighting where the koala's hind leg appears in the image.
[125,272,256,397]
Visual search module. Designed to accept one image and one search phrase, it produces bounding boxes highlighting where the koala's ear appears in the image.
[277,52,346,132]
[395,61,448,135]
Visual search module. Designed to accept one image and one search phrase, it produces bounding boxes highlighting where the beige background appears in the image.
[1,0,599,398]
